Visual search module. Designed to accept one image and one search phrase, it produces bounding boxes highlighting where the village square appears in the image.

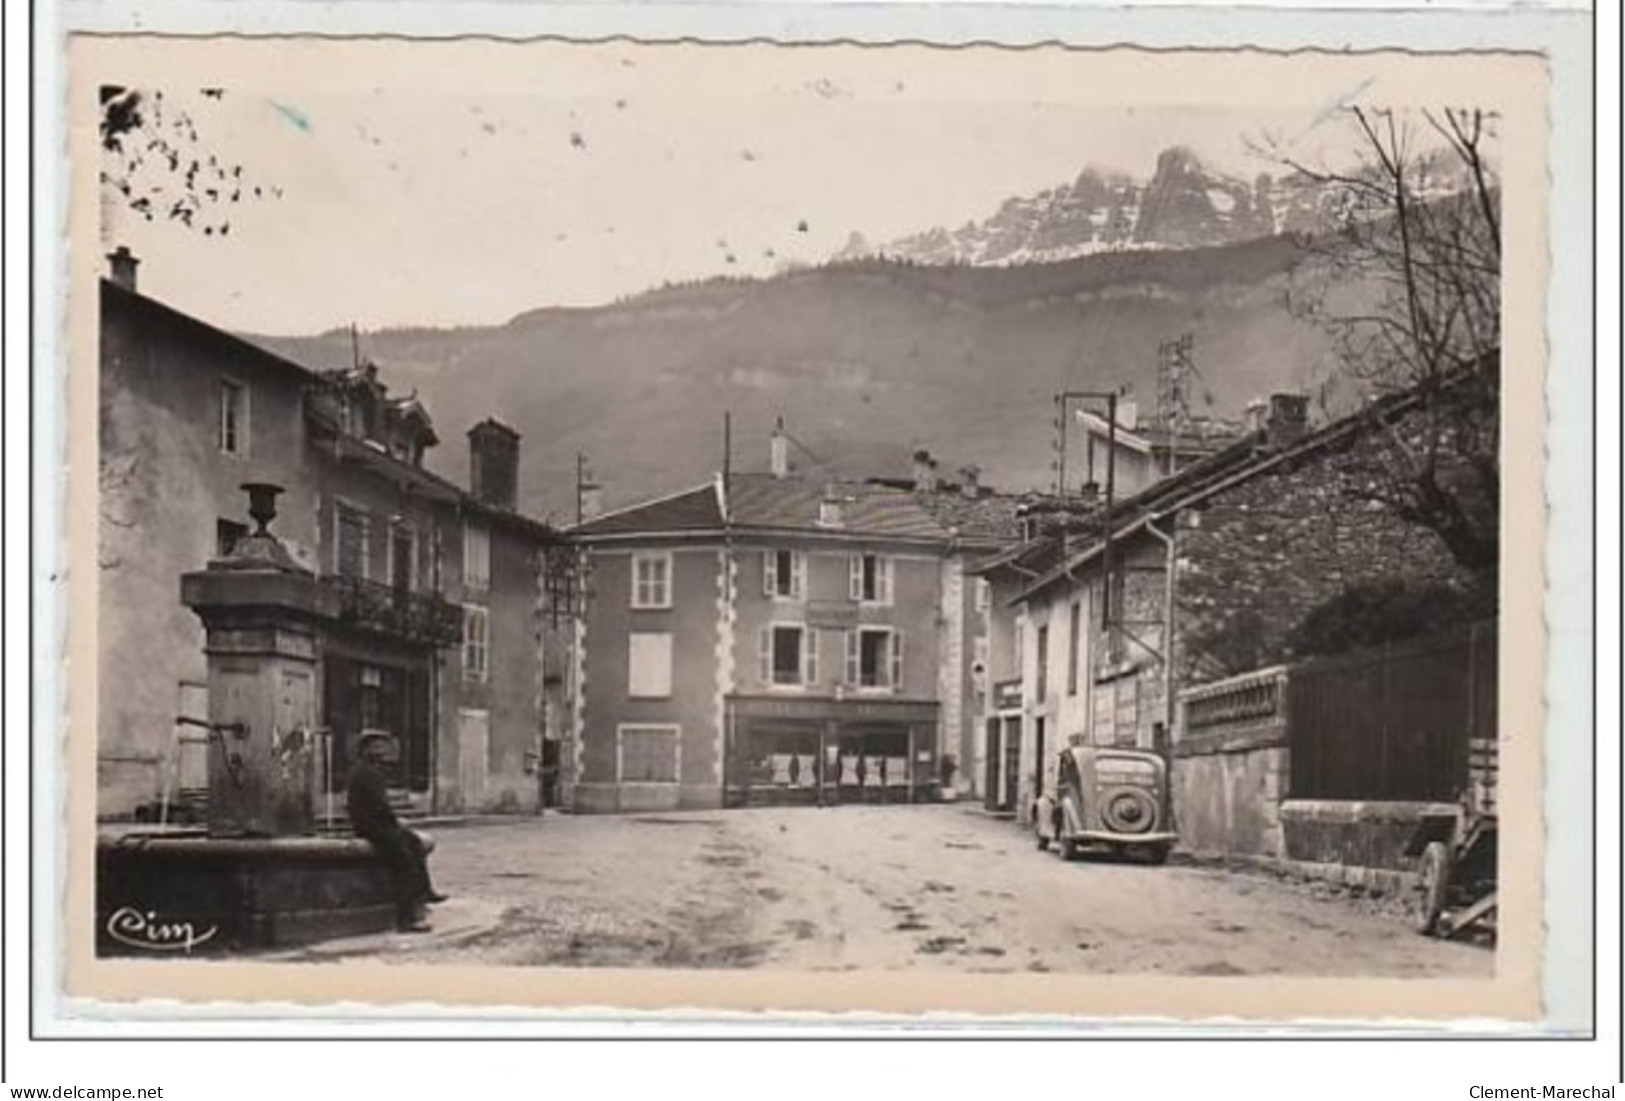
[90,67,1505,976]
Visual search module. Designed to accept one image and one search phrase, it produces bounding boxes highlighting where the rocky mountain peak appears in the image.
[836,145,1350,267]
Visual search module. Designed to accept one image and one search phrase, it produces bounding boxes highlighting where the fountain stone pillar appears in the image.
[179,483,335,837]
[95,484,437,954]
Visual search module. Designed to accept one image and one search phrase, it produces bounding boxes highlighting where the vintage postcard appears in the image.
[61,32,1551,1023]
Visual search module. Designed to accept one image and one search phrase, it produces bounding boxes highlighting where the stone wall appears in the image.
[1278,799,1458,892]
[1173,412,1477,686]
[99,288,322,817]
[1087,543,1169,751]
[1171,668,1290,859]
[1173,666,1464,894]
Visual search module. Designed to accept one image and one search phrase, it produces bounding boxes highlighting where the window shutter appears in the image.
[759,626,772,684]
[804,628,819,685]
[844,629,859,685]
[791,553,806,599]
[849,555,863,601]
[880,557,893,605]
[890,630,904,691]
[763,551,778,596]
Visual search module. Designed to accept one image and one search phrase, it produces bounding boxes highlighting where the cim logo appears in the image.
[104,906,219,953]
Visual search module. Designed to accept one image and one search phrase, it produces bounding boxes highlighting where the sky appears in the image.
[96,43,1386,335]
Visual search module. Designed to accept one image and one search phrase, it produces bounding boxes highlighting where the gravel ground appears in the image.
[275,804,1493,977]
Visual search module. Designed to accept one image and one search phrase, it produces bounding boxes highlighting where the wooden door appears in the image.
[1001,718,1021,811]
[983,718,1001,811]
[458,708,490,813]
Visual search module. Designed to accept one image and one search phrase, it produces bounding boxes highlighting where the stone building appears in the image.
[564,425,1017,813]
[979,381,1489,829]
[97,252,565,820]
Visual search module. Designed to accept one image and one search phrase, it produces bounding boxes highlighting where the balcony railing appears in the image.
[324,574,464,648]
[1179,665,1289,733]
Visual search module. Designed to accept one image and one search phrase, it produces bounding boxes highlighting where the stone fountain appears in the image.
[95,484,426,954]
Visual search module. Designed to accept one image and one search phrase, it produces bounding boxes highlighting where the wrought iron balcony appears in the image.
[323,574,463,648]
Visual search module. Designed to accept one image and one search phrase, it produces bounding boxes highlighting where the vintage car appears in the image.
[1034,744,1177,864]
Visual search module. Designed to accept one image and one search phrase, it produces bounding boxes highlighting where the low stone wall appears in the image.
[1172,668,1466,897]
[1172,667,1291,861]
[1171,724,1289,860]
[1278,799,1455,893]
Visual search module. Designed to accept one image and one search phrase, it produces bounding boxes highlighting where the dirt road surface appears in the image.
[279,804,1492,977]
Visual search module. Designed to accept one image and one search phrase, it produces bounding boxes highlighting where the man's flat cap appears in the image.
[357,729,396,751]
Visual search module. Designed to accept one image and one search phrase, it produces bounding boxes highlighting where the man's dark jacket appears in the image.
[346,759,400,841]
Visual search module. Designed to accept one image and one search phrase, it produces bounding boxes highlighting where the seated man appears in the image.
[346,730,447,933]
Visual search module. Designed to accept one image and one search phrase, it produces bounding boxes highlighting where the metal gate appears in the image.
[1288,621,1496,802]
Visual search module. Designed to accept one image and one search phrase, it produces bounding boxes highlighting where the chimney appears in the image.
[578,482,605,521]
[106,246,139,292]
[769,417,789,480]
[1116,399,1139,432]
[817,486,845,528]
[1265,393,1310,448]
[467,418,521,510]
[913,449,939,493]
[958,465,981,500]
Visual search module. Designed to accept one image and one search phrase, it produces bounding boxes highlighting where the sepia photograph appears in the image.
[63,34,1552,1020]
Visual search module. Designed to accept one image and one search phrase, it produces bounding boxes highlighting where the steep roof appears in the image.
[728,473,945,540]
[103,278,557,544]
[1013,361,1495,602]
[909,485,1025,545]
[570,471,1023,547]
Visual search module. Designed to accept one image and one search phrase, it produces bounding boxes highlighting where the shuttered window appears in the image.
[846,627,903,690]
[628,632,674,698]
[335,501,369,579]
[764,549,804,599]
[759,625,817,686]
[463,522,491,592]
[462,605,489,683]
[849,553,892,604]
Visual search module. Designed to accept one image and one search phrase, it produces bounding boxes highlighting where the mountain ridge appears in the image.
[248,231,1344,524]
[832,145,1339,268]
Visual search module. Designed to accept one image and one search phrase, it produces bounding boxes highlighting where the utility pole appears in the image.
[349,323,361,371]
[574,452,588,526]
[722,411,732,515]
